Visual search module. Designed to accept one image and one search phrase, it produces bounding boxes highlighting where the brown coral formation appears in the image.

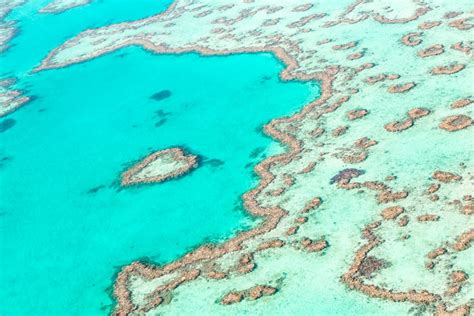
[354,137,377,149]
[299,161,317,174]
[287,13,326,28]
[357,256,389,278]
[340,151,368,164]
[407,108,430,119]
[221,292,243,305]
[401,32,423,46]
[0,88,31,118]
[431,64,465,75]
[461,204,474,215]
[417,44,444,57]
[444,284,461,296]
[268,187,285,196]
[452,229,474,251]
[426,183,441,194]
[418,21,441,29]
[286,226,299,236]
[432,171,462,183]
[332,125,348,137]
[256,239,285,251]
[221,285,277,305]
[364,73,400,84]
[248,285,277,299]
[384,107,432,133]
[398,215,409,227]
[121,147,198,186]
[450,271,468,284]
[295,216,308,224]
[300,197,322,213]
[380,206,405,220]
[436,303,470,316]
[39,0,91,14]
[207,271,227,280]
[377,190,409,204]
[332,41,357,50]
[439,115,472,131]
[347,109,368,120]
[373,6,430,24]
[417,214,440,222]
[292,3,313,12]
[450,98,472,109]
[387,82,416,93]
[300,238,328,252]
[384,119,414,132]
[342,221,440,305]
[332,138,375,166]
[331,169,364,186]
[340,169,473,312]
[347,52,364,60]
[309,127,325,138]
[451,42,472,54]
[443,12,462,19]
[134,269,201,311]
[237,253,255,274]
[448,19,473,31]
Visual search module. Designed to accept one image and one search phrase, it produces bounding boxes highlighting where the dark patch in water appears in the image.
[0,119,15,133]
[155,118,167,127]
[254,125,267,136]
[330,168,365,185]
[201,156,225,167]
[249,147,265,158]
[150,90,171,101]
[155,109,171,118]
[245,162,253,169]
[206,159,225,167]
[99,303,113,312]
[260,75,272,84]
[182,102,196,109]
[87,185,106,194]
[233,201,244,213]
[0,157,11,169]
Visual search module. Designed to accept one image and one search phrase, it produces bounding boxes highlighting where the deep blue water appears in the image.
[0,1,319,315]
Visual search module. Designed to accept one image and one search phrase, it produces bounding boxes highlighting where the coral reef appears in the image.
[31,0,473,314]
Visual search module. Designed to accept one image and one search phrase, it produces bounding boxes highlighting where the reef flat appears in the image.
[0,78,30,117]
[33,0,474,315]
[0,1,31,117]
[39,0,92,14]
[0,0,24,52]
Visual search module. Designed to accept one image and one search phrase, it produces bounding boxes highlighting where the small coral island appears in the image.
[121,147,198,186]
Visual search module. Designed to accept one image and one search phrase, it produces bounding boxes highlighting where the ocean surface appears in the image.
[0,1,320,315]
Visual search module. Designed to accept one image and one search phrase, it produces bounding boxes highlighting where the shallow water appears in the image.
[0,1,319,315]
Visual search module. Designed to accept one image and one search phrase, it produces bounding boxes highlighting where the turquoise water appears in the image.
[0,1,319,315]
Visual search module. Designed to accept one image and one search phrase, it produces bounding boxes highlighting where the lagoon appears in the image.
[0,2,319,314]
